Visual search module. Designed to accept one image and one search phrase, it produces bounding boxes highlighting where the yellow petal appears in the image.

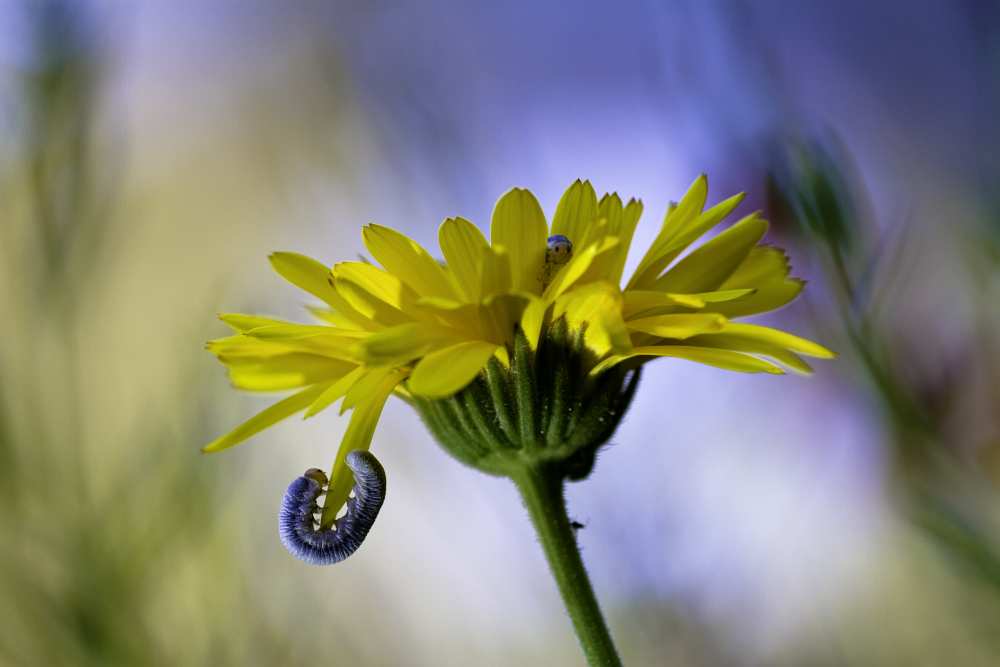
[207,334,296,359]
[716,323,835,358]
[244,323,363,340]
[209,332,362,363]
[607,196,643,284]
[218,313,291,332]
[623,291,706,318]
[575,221,625,285]
[478,245,513,299]
[640,192,747,285]
[628,175,708,289]
[673,192,745,243]
[491,188,548,293]
[598,193,624,237]
[654,213,768,293]
[408,340,499,398]
[551,179,598,245]
[269,252,340,305]
[597,192,637,285]
[718,285,802,319]
[685,334,814,374]
[415,296,464,310]
[324,288,380,331]
[307,305,362,329]
[722,245,790,285]
[554,282,631,356]
[622,288,757,320]
[340,366,400,414]
[478,292,529,345]
[224,353,357,392]
[334,275,411,327]
[202,383,330,453]
[363,224,458,299]
[627,184,746,290]
[666,174,709,234]
[334,262,417,311]
[691,288,757,303]
[206,320,367,363]
[413,298,484,340]
[354,322,463,366]
[520,295,550,350]
[235,327,363,361]
[320,368,408,527]
[591,345,784,376]
[304,366,366,418]
[575,213,611,252]
[713,247,804,317]
[626,313,727,339]
[660,293,707,308]
[439,216,489,301]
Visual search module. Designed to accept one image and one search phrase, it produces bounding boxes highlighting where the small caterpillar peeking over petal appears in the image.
[278,451,386,565]
[541,235,573,288]
[546,235,573,264]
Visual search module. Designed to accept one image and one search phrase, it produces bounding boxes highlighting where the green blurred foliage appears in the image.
[0,3,366,664]
[770,132,1000,662]
[770,137,863,261]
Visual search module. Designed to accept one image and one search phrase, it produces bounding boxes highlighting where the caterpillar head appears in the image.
[303,468,328,487]
[546,234,573,265]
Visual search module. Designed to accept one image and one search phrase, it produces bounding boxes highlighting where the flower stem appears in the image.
[512,463,622,667]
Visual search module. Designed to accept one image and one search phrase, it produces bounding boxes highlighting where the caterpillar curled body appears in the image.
[278,450,386,565]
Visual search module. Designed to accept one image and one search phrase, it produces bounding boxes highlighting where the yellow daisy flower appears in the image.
[204,175,832,528]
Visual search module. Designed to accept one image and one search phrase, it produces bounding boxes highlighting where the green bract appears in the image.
[414,320,640,480]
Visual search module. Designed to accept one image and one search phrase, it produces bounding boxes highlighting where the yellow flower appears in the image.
[204,175,833,525]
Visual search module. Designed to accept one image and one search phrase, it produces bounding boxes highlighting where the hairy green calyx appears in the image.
[414,319,640,481]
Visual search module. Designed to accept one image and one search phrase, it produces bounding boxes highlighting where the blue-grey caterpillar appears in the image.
[278,450,386,565]
[541,234,573,288]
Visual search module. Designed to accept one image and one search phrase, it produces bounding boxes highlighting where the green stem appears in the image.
[512,464,622,667]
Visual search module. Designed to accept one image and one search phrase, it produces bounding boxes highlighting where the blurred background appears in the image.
[1,1,998,665]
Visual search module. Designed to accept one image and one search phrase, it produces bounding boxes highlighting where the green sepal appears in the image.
[413,320,640,483]
[513,329,538,450]
[542,317,571,449]
[485,358,519,446]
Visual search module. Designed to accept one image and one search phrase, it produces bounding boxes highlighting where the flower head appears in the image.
[204,175,833,526]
